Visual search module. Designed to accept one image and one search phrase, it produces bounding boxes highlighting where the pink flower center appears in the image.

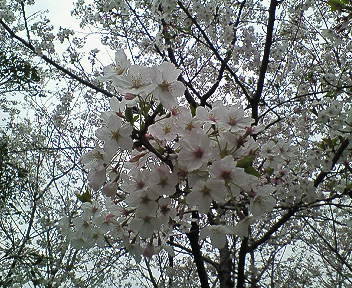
[124,93,136,100]
[136,180,145,189]
[158,177,168,187]
[186,122,195,131]
[163,126,172,134]
[200,186,211,196]
[193,147,204,159]
[112,131,121,141]
[209,114,217,122]
[220,170,232,181]
[228,117,237,126]
[104,213,115,223]
[141,194,152,204]
[160,204,171,216]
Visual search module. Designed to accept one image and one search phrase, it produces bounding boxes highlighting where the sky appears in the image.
[26,0,114,65]
[27,0,80,31]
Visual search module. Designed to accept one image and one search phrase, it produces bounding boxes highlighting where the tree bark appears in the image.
[186,212,210,288]
[236,237,248,288]
[219,242,234,288]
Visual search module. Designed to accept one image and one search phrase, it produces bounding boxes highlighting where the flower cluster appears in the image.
[62,50,277,257]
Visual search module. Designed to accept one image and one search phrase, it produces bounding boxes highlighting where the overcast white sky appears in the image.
[26,0,114,65]
[27,0,80,31]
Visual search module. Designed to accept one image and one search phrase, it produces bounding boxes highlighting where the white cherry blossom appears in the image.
[219,105,253,132]
[100,49,131,81]
[152,62,186,109]
[210,155,242,183]
[234,216,256,238]
[88,166,106,191]
[157,197,176,226]
[130,216,160,238]
[149,164,178,196]
[173,107,202,136]
[80,146,112,170]
[186,179,226,213]
[126,188,159,217]
[177,132,213,171]
[121,170,150,193]
[112,65,155,96]
[249,187,276,217]
[148,117,178,141]
[96,114,133,153]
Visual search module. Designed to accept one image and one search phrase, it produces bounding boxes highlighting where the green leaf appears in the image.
[237,156,260,177]
[236,155,255,169]
[325,91,336,99]
[17,167,28,178]
[345,182,352,191]
[327,0,343,11]
[190,105,196,117]
[76,190,92,203]
[265,167,274,176]
[320,137,339,150]
[125,107,134,124]
[142,103,151,115]
[156,103,165,116]
[327,0,352,11]
[244,166,260,177]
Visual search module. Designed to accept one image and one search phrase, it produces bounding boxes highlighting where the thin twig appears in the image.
[0,19,119,100]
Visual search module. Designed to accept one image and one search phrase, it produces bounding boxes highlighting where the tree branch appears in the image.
[314,138,350,187]
[177,1,251,102]
[251,0,278,124]
[236,237,248,288]
[186,212,210,288]
[248,137,350,254]
[0,19,119,99]
[200,1,246,106]
[303,218,352,273]
[166,240,218,268]
[219,242,234,288]
[145,258,159,288]
[247,207,299,253]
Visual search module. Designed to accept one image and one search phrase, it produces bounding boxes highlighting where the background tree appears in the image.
[0,2,136,287]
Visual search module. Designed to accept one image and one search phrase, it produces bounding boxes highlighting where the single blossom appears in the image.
[129,215,160,238]
[126,188,159,217]
[249,186,276,217]
[88,166,106,191]
[173,107,202,136]
[112,65,155,96]
[100,49,131,81]
[219,104,253,132]
[121,169,150,193]
[234,216,255,238]
[80,146,112,170]
[148,117,178,141]
[157,197,176,225]
[186,179,226,213]
[178,132,213,171]
[152,62,186,109]
[210,155,240,183]
[96,114,133,153]
[149,164,178,196]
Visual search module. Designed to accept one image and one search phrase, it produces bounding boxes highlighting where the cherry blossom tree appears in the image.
[0,2,137,287]
[1,0,352,287]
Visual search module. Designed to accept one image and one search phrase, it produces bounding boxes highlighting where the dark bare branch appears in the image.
[0,19,119,99]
